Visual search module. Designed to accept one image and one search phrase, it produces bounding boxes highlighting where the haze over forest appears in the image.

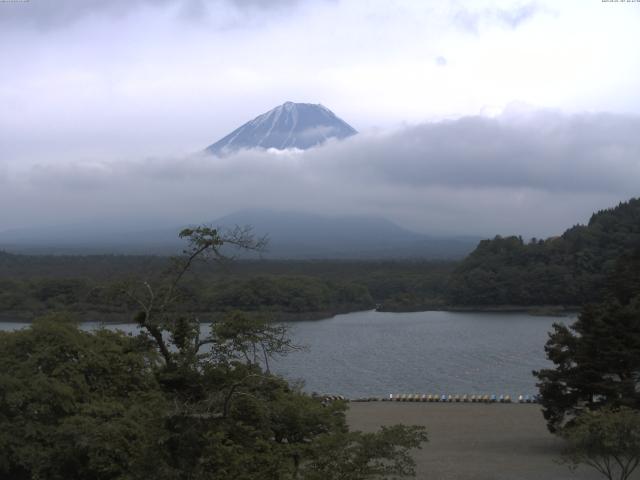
[1,0,639,241]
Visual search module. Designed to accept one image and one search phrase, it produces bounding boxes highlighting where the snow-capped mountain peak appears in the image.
[205,102,357,156]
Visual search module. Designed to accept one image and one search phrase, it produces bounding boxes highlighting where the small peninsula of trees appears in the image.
[0,226,428,479]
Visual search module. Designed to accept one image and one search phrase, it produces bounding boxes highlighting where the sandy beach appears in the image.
[347,402,608,480]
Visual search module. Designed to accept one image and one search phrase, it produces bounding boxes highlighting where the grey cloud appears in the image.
[7,110,639,238]
[495,2,540,28]
[28,161,116,190]
[306,111,640,194]
[0,0,305,29]
[0,0,168,29]
[231,0,305,8]
[454,2,541,34]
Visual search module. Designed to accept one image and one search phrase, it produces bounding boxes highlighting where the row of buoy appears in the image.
[320,394,346,405]
[388,393,538,403]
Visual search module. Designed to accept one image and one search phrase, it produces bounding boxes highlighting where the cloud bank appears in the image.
[2,109,638,238]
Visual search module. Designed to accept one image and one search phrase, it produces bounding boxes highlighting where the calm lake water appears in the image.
[0,310,570,399]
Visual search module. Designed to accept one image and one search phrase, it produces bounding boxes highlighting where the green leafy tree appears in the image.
[301,425,428,480]
[561,407,640,480]
[0,314,167,480]
[0,226,428,479]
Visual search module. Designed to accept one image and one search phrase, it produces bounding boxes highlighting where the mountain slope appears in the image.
[205,102,357,156]
[0,210,478,259]
[213,210,478,259]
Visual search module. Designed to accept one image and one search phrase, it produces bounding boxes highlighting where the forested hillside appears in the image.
[447,198,640,306]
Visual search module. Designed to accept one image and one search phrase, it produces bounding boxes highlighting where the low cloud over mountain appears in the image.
[2,109,639,239]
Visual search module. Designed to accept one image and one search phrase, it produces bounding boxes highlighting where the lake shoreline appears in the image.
[0,304,579,323]
[0,308,366,324]
[378,304,579,316]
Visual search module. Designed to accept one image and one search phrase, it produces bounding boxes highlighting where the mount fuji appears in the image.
[205,102,357,156]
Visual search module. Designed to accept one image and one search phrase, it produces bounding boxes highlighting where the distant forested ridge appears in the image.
[447,198,640,306]
[2,198,639,319]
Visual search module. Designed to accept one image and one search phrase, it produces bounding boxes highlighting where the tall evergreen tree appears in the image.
[535,246,640,432]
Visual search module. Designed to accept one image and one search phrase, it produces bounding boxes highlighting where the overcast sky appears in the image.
[1,0,639,237]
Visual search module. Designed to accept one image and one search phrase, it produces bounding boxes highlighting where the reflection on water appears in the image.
[0,310,571,398]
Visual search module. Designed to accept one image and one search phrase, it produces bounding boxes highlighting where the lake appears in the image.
[0,310,569,399]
